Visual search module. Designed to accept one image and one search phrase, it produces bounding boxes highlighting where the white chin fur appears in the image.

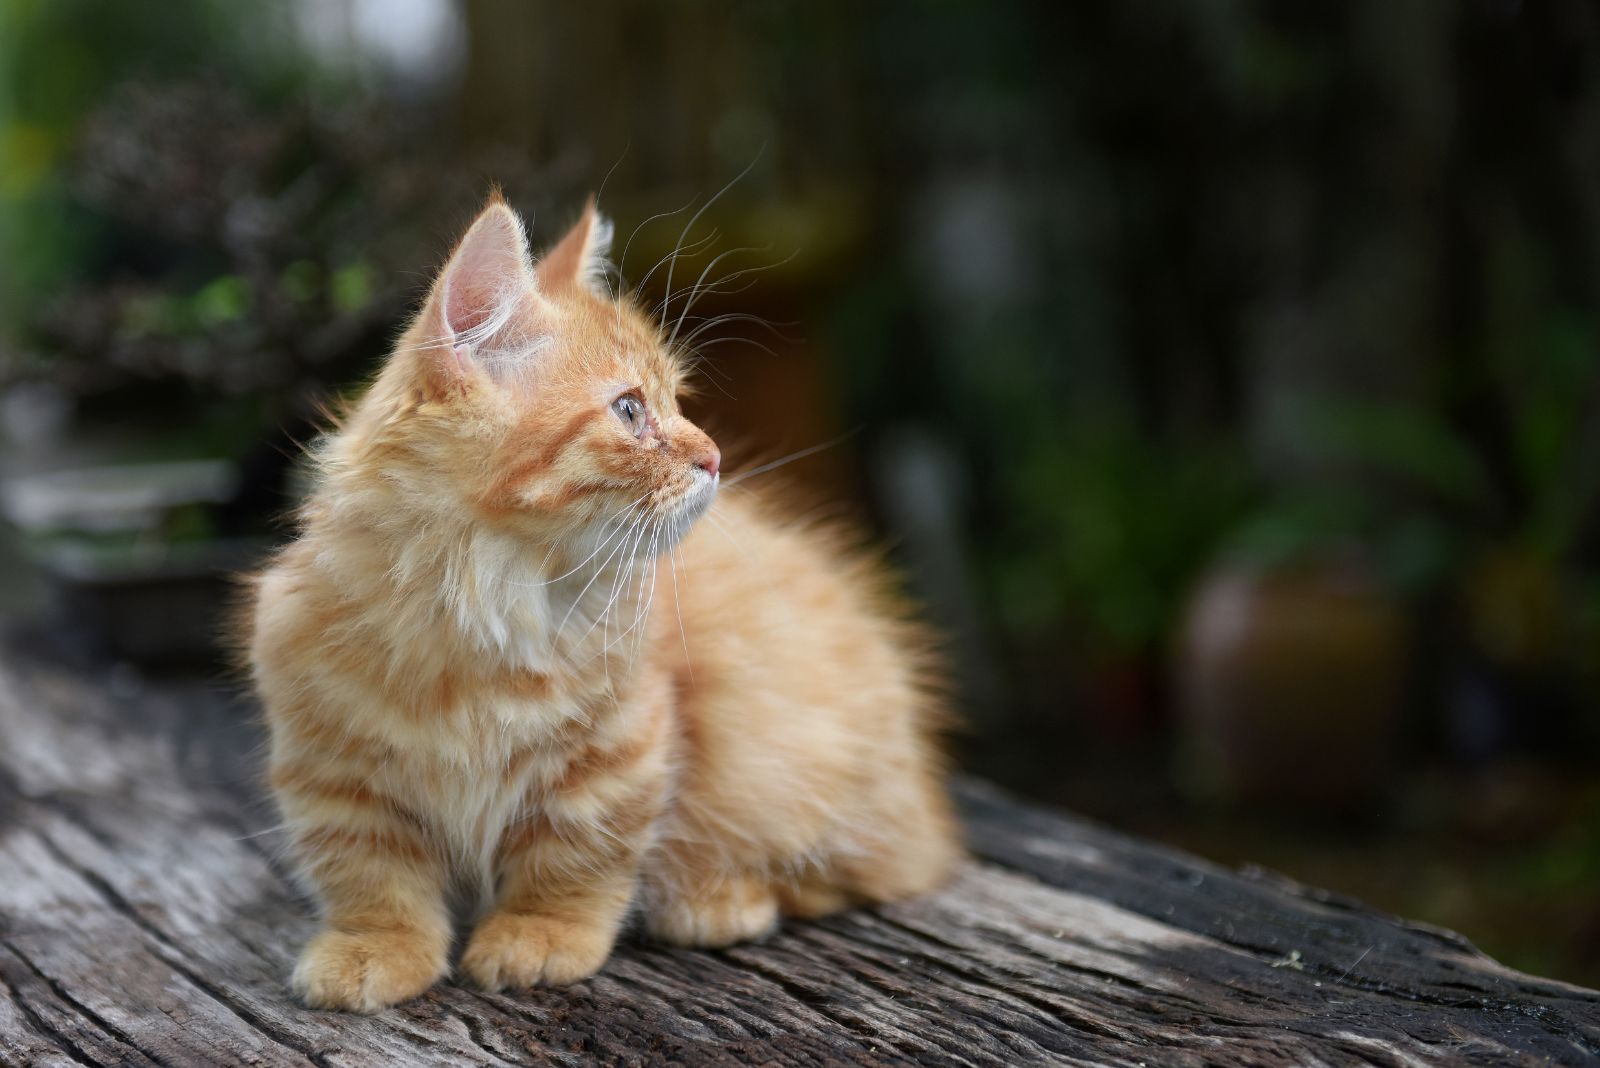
[660,473,717,550]
[561,475,716,573]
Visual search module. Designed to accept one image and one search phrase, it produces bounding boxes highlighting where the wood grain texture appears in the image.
[0,647,1596,1067]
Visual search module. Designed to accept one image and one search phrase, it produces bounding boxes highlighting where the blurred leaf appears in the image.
[1226,492,1365,570]
[330,262,374,313]
[1303,400,1490,505]
[191,275,250,327]
[1515,314,1600,558]
[278,260,321,303]
[1379,515,1458,594]
[120,292,188,337]
[0,123,56,198]
[1003,422,1254,655]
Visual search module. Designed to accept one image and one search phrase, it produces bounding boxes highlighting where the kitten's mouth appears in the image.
[664,472,717,535]
[682,472,718,522]
[645,472,717,552]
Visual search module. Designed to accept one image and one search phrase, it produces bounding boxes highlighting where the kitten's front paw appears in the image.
[292,927,447,1013]
[459,912,615,990]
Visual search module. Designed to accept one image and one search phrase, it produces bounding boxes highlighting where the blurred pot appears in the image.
[1176,559,1409,813]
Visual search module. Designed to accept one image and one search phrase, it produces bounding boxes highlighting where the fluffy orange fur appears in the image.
[244,193,958,1013]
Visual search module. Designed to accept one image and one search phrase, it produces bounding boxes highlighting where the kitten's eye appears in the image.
[611,393,648,437]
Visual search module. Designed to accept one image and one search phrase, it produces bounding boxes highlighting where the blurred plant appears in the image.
[1338,329,1586,583]
[1255,319,1600,585]
[0,72,570,483]
[1223,307,1600,751]
[0,0,315,321]
[12,81,399,403]
[996,423,1254,660]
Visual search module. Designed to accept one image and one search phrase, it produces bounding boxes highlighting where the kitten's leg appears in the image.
[278,782,451,1013]
[640,799,782,947]
[644,761,957,943]
[459,732,668,990]
[836,764,962,904]
[774,875,854,920]
[642,851,781,947]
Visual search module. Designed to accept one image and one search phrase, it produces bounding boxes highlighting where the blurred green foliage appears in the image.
[998,425,1253,655]
[0,0,312,317]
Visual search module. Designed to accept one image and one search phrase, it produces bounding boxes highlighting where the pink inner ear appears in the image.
[438,202,532,342]
[451,344,473,374]
[442,257,509,337]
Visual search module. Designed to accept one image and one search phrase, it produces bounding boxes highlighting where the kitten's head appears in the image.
[369,193,720,562]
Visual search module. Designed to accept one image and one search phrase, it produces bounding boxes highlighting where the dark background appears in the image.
[2,1,1597,986]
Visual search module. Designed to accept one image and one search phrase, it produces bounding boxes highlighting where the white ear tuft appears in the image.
[580,212,615,294]
[536,198,613,297]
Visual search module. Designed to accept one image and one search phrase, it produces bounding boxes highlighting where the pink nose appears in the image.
[697,447,721,478]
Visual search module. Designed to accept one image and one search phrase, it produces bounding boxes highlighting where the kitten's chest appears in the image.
[413,702,575,817]
[399,685,623,851]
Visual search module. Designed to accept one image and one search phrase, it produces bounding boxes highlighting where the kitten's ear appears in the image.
[417,194,542,390]
[535,197,614,297]
[434,195,534,342]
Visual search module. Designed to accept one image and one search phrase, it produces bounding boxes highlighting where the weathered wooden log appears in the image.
[1,647,1596,1066]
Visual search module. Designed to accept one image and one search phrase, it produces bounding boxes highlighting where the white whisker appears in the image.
[655,152,764,327]
[678,312,797,347]
[619,197,696,289]
[722,429,861,488]
[637,230,719,306]
[580,511,654,649]
[666,244,765,346]
[669,248,801,348]
[499,492,651,588]
[553,507,647,643]
[668,546,694,688]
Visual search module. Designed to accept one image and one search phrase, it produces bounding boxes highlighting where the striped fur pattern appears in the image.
[244,194,959,1013]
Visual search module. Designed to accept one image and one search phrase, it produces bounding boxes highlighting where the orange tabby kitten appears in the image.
[245,193,958,1013]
